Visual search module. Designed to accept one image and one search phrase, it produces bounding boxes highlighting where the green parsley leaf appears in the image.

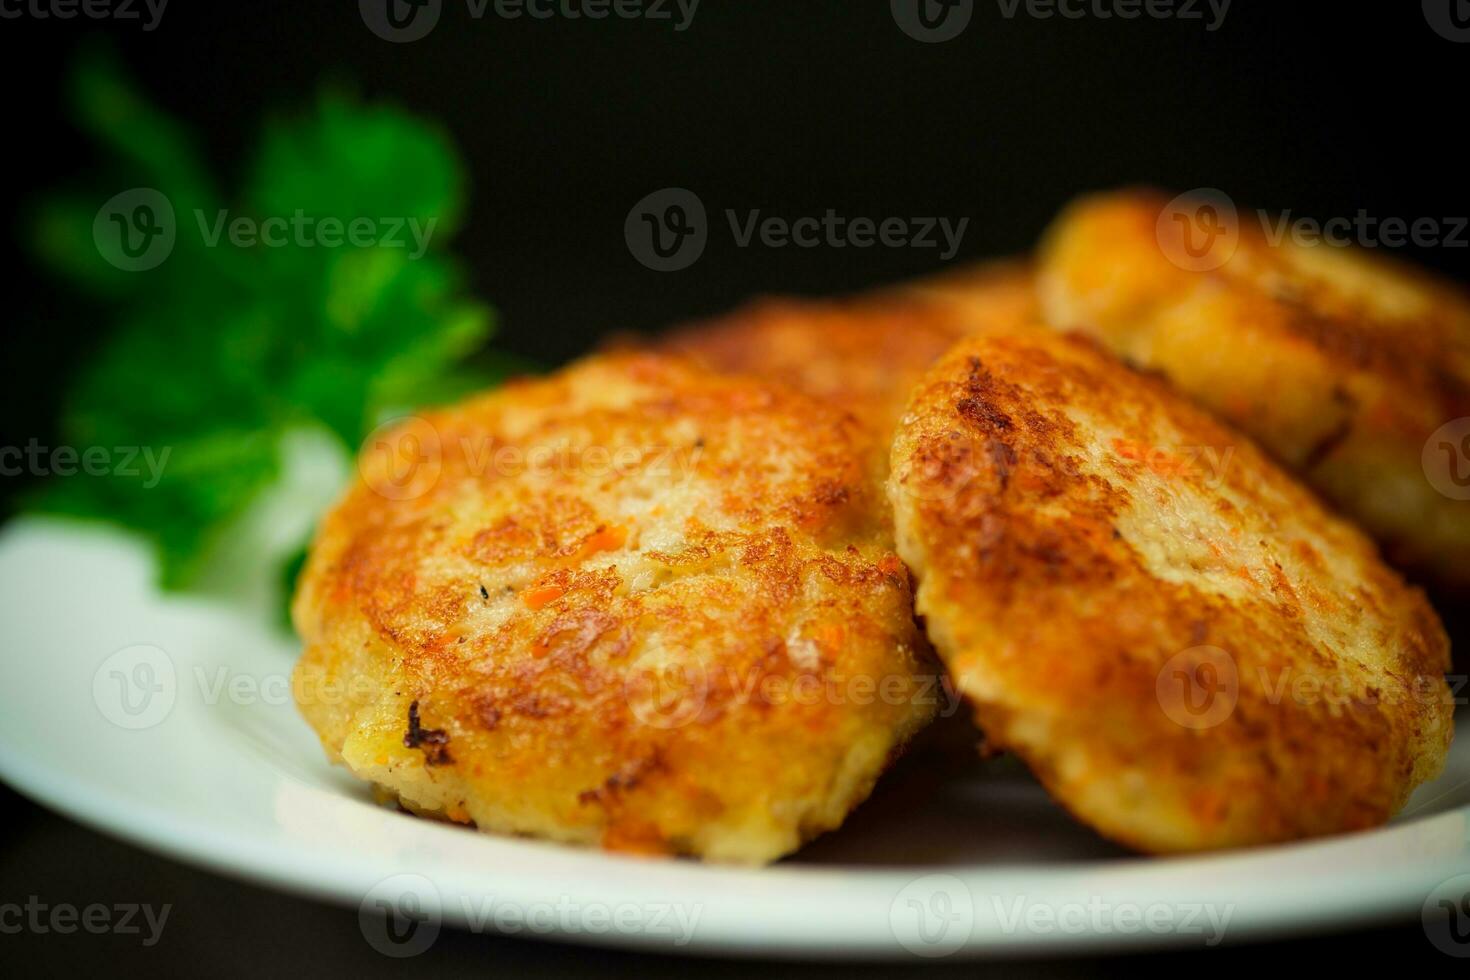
[26,48,504,592]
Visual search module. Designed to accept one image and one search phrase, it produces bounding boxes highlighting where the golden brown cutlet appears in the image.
[660,260,1037,445]
[889,326,1454,853]
[293,351,939,864]
[1039,189,1470,597]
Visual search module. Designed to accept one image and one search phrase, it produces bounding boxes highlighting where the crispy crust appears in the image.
[293,352,938,864]
[1038,189,1470,595]
[888,327,1454,852]
[660,260,1037,444]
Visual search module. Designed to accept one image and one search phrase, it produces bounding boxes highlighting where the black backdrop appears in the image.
[5,1,1470,486]
[2,1,1468,974]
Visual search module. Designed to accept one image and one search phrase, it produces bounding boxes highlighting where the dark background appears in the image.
[2,1,1467,974]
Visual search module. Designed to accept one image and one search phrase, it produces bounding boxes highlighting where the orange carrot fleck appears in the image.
[522,585,566,609]
[580,525,627,557]
[1111,438,1143,460]
[1188,790,1226,825]
[601,821,672,857]
[815,623,846,651]
[1111,438,1190,477]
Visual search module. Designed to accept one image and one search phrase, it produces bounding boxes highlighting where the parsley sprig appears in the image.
[28,50,515,590]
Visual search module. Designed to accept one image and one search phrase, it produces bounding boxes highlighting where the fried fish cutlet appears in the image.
[292,352,938,864]
[888,327,1454,853]
[660,260,1037,444]
[899,257,1039,327]
[1037,189,1470,596]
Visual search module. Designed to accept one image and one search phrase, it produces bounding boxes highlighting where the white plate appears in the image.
[1,517,1467,960]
